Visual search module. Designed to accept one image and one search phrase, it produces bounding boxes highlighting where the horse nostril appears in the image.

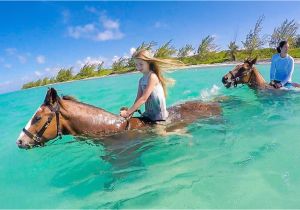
[222,77,227,84]
[17,139,22,145]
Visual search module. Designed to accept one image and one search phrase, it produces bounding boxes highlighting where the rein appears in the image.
[22,103,62,147]
[120,107,143,130]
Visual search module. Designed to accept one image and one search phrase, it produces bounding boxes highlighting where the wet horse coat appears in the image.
[17,88,221,148]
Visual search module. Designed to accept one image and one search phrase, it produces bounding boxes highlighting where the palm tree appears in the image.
[177,44,195,58]
[197,35,218,58]
[228,41,239,61]
[154,40,177,58]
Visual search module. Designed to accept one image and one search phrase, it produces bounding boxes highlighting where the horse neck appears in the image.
[248,67,267,88]
[58,99,126,136]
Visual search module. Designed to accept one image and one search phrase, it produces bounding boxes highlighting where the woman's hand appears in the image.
[120,110,130,118]
[274,83,282,89]
[270,81,282,89]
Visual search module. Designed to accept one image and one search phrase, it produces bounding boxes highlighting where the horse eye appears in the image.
[35,116,42,121]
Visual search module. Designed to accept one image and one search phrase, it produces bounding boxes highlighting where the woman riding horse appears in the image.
[222,42,299,89]
[270,40,299,88]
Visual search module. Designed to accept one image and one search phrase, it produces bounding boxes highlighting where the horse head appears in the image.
[222,58,257,88]
[16,88,62,149]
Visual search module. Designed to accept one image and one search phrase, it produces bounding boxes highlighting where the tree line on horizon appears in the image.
[22,17,300,89]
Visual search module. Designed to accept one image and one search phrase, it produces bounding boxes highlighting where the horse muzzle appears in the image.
[16,139,34,149]
[222,76,233,88]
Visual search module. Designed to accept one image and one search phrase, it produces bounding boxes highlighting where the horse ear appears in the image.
[44,87,58,106]
[244,59,251,65]
[251,57,257,66]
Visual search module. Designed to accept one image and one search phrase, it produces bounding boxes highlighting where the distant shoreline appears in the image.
[2,59,300,95]
[18,61,241,90]
[17,59,300,89]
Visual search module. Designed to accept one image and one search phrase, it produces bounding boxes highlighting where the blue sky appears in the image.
[1,1,300,94]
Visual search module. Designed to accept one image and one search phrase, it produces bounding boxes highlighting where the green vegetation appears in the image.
[177,44,194,58]
[269,19,299,48]
[242,15,266,58]
[22,17,300,89]
[227,41,239,61]
[154,40,177,58]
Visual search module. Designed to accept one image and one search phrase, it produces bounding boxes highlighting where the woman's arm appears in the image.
[270,55,276,81]
[280,57,294,86]
[121,74,158,118]
[134,81,143,103]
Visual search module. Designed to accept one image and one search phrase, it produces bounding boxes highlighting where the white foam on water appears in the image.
[200,84,220,101]
[183,90,191,95]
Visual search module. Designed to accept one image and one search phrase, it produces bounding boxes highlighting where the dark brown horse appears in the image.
[222,58,300,89]
[17,88,221,149]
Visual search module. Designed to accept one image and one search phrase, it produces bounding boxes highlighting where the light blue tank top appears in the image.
[139,72,168,121]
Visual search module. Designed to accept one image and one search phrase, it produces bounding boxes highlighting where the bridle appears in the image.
[22,103,62,146]
[229,66,254,87]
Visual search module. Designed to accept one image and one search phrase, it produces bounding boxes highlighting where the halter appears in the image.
[22,103,62,146]
[229,66,254,87]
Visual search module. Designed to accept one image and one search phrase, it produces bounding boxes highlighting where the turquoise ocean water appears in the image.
[1,64,300,208]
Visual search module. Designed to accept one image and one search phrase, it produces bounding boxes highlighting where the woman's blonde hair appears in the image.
[133,49,185,96]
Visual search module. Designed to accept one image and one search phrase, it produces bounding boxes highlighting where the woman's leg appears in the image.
[291,82,300,88]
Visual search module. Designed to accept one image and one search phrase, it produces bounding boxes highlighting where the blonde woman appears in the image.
[120,49,184,123]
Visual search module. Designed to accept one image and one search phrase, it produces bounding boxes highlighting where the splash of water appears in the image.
[200,84,220,101]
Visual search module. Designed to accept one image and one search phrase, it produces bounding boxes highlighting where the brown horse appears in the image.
[222,58,300,90]
[16,88,221,149]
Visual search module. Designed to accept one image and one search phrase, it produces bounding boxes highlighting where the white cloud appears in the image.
[4,64,12,69]
[0,80,11,88]
[36,55,46,64]
[85,6,98,14]
[187,51,195,56]
[4,48,29,64]
[95,30,123,41]
[154,21,168,28]
[34,71,42,77]
[62,9,70,24]
[76,56,107,71]
[211,34,219,39]
[130,47,136,55]
[111,55,120,63]
[21,76,30,81]
[5,48,17,55]
[44,67,61,76]
[101,16,119,30]
[67,11,124,41]
[68,24,96,39]
[17,55,27,64]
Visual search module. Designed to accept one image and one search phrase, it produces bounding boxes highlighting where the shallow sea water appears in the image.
[1,64,300,208]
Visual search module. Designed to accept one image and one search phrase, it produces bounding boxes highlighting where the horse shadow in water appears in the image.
[49,127,184,198]
[49,114,227,199]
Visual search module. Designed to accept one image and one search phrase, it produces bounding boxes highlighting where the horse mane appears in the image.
[61,94,115,115]
[252,66,267,84]
[62,95,78,101]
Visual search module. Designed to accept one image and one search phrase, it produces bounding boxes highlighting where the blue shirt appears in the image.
[270,53,294,85]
